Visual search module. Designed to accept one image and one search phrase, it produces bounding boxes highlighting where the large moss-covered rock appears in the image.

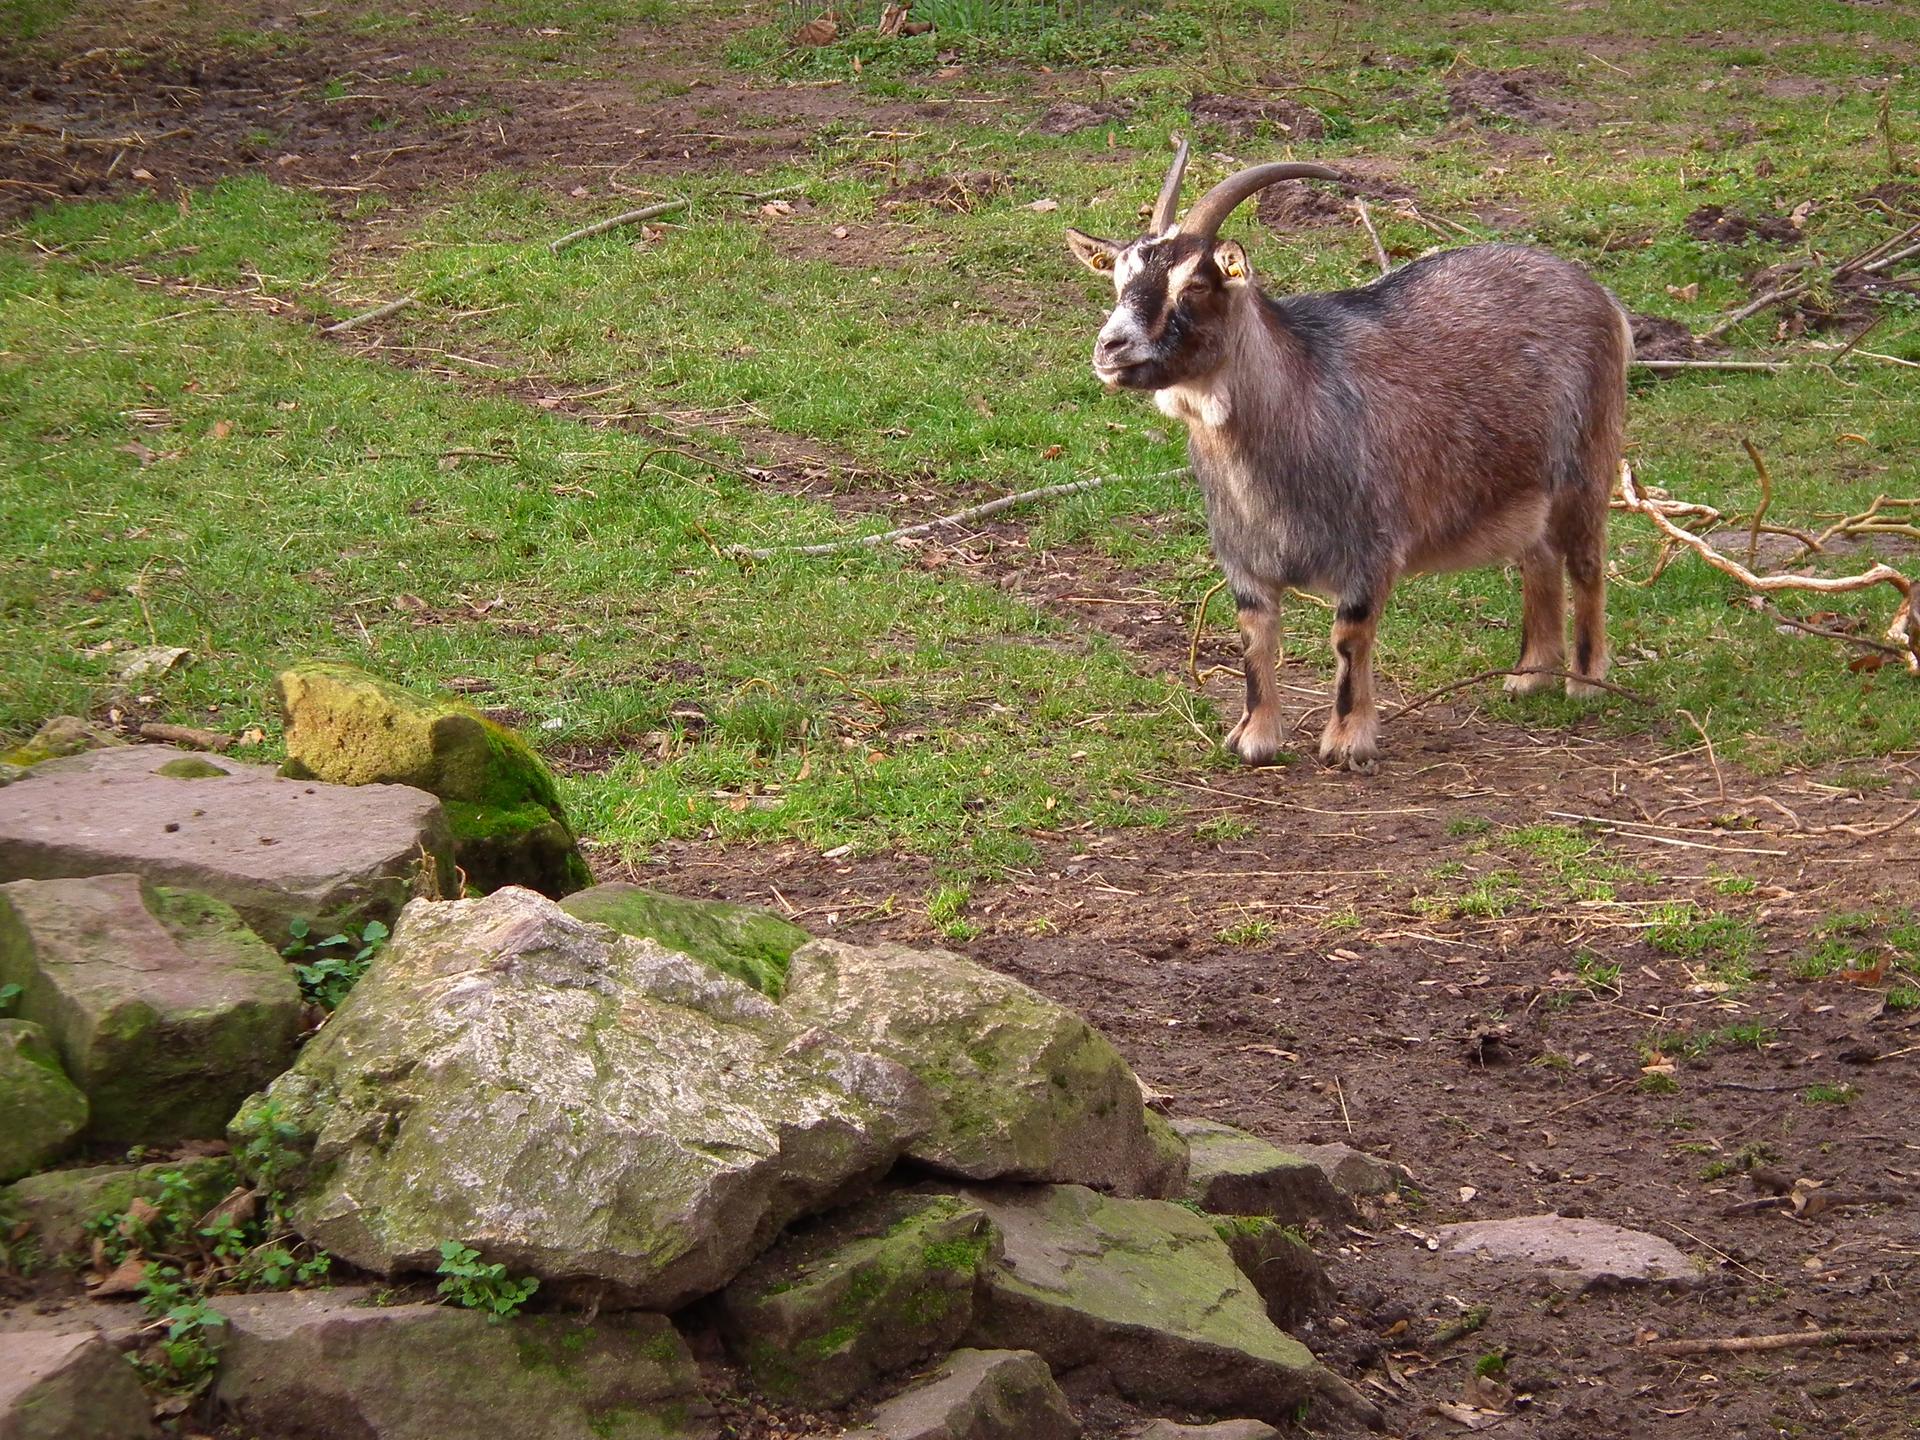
[561,882,806,998]
[1209,1215,1334,1328]
[1173,1119,1353,1226]
[783,939,1166,1194]
[0,1329,155,1440]
[0,1021,88,1182]
[717,1191,998,1407]
[210,1288,715,1439]
[276,662,590,897]
[1,1156,235,1257]
[958,1184,1376,1428]
[235,887,930,1308]
[0,874,302,1142]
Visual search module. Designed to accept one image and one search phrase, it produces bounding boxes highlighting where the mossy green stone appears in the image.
[275,662,590,897]
[2,1155,235,1255]
[153,755,227,779]
[559,883,806,998]
[717,1191,997,1407]
[0,1019,88,1181]
[2,715,127,767]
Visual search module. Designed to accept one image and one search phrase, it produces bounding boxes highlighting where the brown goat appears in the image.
[1065,142,1631,772]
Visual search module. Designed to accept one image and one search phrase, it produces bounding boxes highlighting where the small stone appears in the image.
[1209,1215,1334,1327]
[0,874,302,1142]
[276,662,590,897]
[239,888,929,1308]
[2,716,127,767]
[784,939,1166,1193]
[1434,1214,1700,1289]
[718,1191,998,1406]
[1173,1119,1353,1224]
[844,1349,1077,1440]
[0,1329,154,1439]
[0,744,454,942]
[2,1157,235,1257]
[1283,1142,1410,1199]
[561,882,807,998]
[0,1020,88,1181]
[209,1288,715,1439]
[1131,1422,1281,1440]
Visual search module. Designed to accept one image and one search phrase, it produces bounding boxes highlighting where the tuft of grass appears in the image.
[1801,1082,1860,1106]
[1645,903,1761,980]
[1194,814,1254,843]
[926,882,980,940]
[1215,916,1281,946]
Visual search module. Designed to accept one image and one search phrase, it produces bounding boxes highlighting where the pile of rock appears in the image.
[0,679,1390,1439]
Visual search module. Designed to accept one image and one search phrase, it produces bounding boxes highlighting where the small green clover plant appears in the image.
[282,918,389,1009]
[435,1241,539,1320]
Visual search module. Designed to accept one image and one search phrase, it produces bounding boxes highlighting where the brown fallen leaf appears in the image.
[118,441,158,466]
[196,1186,258,1234]
[791,16,837,46]
[760,199,796,217]
[209,418,233,440]
[89,1257,150,1296]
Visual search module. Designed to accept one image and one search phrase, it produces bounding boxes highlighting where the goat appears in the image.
[1066,141,1630,772]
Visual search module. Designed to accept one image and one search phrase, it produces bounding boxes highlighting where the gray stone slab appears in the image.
[1131,1422,1280,1440]
[0,1328,154,1440]
[844,1349,1077,1440]
[1435,1214,1700,1289]
[0,745,453,942]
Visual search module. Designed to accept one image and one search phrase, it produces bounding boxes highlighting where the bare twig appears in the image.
[733,469,1190,560]
[1642,1328,1916,1358]
[1353,197,1390,277]
[1698,282,1809,343]
[1741,439,1773,570]
[1618,463,1919,672]
[324,293,418,335]
[548,198,689,255]
[1189,576,1230,689]
[1632,359,1787,373]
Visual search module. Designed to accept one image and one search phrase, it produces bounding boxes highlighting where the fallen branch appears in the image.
[1618,462,1920,672]
[1385,667,1652,723]
[325,197,691,336]
[1741,438,1773,570]
[548,198,689,256]
[1642,1328,1917,1358]
[1353,197,1390,277]
[735,468,1188,560]
[1632,358,1788,373]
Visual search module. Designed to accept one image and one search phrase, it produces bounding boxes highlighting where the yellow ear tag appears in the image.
[1224,255,1245,279]
[1093,253,1110,270]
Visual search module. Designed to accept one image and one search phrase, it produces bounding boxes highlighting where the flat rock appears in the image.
[958,1184,1374,1428]
[0,745,453,942]
[561,882,807,998]
[0,1328,154,1440]
[2,1156,234,1256]
[1131,1423,1280,1440]
[718,1191,998,1407]
[1172,1119,1352,1225]
[844,1349,1077,1440]
[238,887,930,1308]
[1434,1215,1699,1289]
[0,874,301,1141]
[785,939,1167,1194]
[209,1287,715,1439]
[0,1020,88,1181]
[277,663,590,897]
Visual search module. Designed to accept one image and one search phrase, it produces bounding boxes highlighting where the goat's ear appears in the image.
[1213,239,1253,284]
[1066,228,1122,276]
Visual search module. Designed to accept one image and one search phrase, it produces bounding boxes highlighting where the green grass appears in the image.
[1802,1082,1860,1106]
[0,246,1201,866]
[1215,915,1281,946]
[1646,903,1762,979]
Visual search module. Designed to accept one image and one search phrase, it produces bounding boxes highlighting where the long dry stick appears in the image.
[1741,438,1773,570]
[1617,463,1920,672]
[733,469,1190,560]
[1633,359,1788,373]
[1353,197,1390,277]
[1642,1328,1917,1358]
[548,198,689,255]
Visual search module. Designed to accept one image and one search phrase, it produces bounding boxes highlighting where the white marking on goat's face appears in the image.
[1090,234,1229,391]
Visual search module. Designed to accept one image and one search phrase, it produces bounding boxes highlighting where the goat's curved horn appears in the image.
[1177,162,1345,241]
[1149,134,1191,235]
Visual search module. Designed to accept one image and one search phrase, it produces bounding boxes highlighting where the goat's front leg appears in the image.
[1225,594,1286,767]
[1319,588,1386,774]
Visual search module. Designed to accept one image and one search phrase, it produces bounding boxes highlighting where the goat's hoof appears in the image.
[1231,734,1285,768]
[1318,728,1380,774]
[1503,668,1559,696]
[1565,674,1609,700]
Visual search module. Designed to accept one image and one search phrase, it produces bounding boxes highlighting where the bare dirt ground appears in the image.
[6,5,1917,1438]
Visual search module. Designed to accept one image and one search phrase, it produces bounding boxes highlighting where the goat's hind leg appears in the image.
[1554,491,1610,698]
[1319,588,1386,774]
[1226,593,1286,767]
[1504,541,1567,695]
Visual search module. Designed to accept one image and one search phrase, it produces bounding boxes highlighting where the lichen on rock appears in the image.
[275,662,590,897]
[0,1019,89,1182]
[234,887,931,1309]
[560,883,808,998]
[717,1190,999,1406]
